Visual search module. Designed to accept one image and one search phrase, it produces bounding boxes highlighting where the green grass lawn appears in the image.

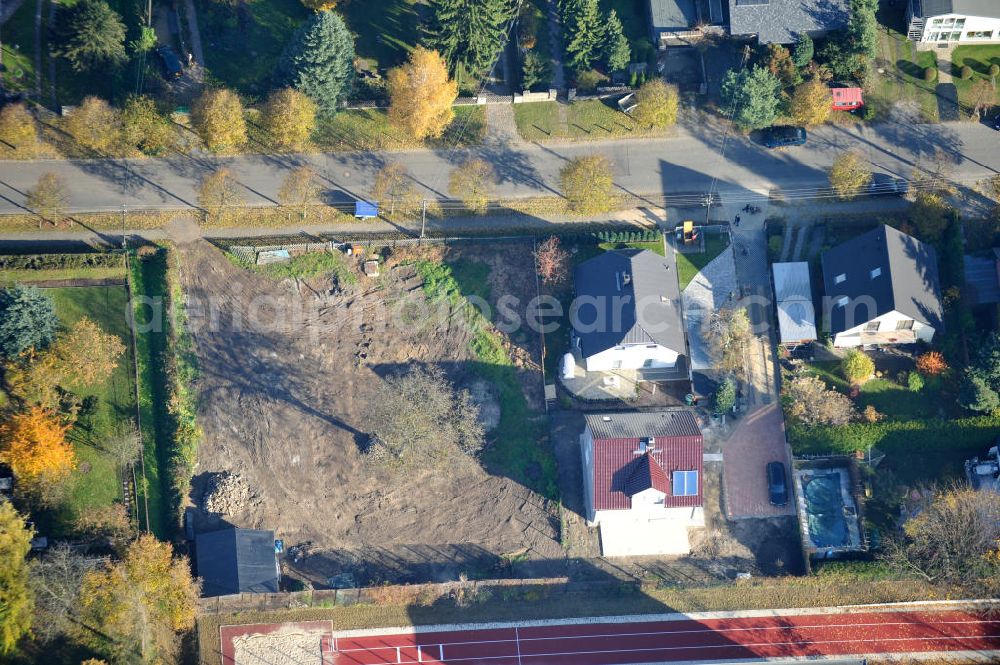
[197,0,308,93]
[869,27,940,121]
[0,1,37,94]
[514,99,671,142]
[601,0,653,57]
[0,266,127,286]
[313,105,486,150]
[676,233,730,289]
[251,250,358,285]
[599,240,664,255]
[33,286,137,537]
[951,44,1000,109]
[342,0,423,71]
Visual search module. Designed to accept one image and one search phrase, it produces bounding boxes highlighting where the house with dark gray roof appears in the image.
[905,0,1000,43]
[195,527,280,597]
[821,225,943,348]
[571,249,687,378]
[728,0,850,44]
[580,409,704,556]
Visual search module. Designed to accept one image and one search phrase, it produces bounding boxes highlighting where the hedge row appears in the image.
[788,414,1000,456]
[0,252,124,270]
[592,229,662,243]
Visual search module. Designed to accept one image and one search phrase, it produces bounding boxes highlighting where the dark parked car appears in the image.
[156,45,183,79]
[761,126,807,149]
[767,461,788,506]
[868,172,910,197]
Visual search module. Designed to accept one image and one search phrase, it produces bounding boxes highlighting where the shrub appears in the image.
[841,349,874,385]
[916,351,948,376]
[990,64,1000,78]
[907,371,925,392]
[960,65,973,80]
[924,67,936,83]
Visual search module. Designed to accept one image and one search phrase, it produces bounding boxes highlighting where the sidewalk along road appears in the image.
[218,607,1000,665]
[0,120,997,215]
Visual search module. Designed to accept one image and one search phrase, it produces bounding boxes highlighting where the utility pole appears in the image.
[420,199,427,240]
[121,204,127,249]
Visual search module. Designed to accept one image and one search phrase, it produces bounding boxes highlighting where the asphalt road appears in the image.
[0,119,996,215]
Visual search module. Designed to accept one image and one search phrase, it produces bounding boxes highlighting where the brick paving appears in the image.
[722,403,795,519]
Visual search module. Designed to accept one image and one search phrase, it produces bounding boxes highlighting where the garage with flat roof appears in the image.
[772,262,816,347]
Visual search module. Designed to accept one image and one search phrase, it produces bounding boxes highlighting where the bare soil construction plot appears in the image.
[178,239,561,584]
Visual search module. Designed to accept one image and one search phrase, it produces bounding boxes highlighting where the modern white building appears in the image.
[571,249,687,376]
[580,410,704,556]
[906,0,1000,44]
[821,225,943,348]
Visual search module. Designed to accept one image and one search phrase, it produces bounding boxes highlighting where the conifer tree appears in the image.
[279,10,356,113]
[428,0,517,76]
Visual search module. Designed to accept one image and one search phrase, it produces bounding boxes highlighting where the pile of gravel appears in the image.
[202,472,259,515]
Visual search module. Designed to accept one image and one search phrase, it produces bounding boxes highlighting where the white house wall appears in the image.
[833,309,934,348]
[584,343,679,372]
[917,13,1000,43]
[594,506,704,557]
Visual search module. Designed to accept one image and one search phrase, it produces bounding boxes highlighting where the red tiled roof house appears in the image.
[581,410,704,556]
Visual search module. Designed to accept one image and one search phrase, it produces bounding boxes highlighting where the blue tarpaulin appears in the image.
[355,200,378,218]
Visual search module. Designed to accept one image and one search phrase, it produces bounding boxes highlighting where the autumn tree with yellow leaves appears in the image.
[789,77,832,127]
[191,88,247,151]
[0,502,34,655]
[0,103,40,158]
[262,87,317,150]
[388,47,458,140]
[79,534,199,663]
[0,406,75,496]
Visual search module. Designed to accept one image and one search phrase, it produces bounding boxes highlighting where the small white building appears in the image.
[821,225,943,348]
[906,0,1000,44]
[571,249,687,375]
[772,262,817,347]
[580,410,704,556]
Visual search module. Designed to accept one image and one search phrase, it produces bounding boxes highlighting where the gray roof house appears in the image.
[572,249,687,377]
[821,225,943,348]
[195,527,280,597]
[648,0,724,45]
[728,0,851,43]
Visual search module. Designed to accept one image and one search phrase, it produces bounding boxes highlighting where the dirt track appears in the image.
[178,239,561,583]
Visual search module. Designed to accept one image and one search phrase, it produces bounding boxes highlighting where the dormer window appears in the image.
[834,273,846,284]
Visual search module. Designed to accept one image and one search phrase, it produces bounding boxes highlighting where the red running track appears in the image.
[325,611,1000,665]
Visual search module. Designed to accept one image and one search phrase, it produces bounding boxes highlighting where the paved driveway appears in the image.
[722,403,795,519]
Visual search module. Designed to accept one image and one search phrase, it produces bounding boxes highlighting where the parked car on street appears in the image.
[767,461,788,506]
[761,126,807,149]
[156,45,183,79]
[867,172,910,197]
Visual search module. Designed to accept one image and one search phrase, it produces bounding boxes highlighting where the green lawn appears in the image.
[197,0,308,93]
[0,1,37,94]
[869,27,940,121]
[0,266,127,286]
[313,105,486,150]
[600,0,653,60]
[514,99,671,142]
[33,286,137,537]
[599,240,664,255]
[249,250,358,285]
[951,44,1000,109]
[342,0,424,71]
[676,233,730,289]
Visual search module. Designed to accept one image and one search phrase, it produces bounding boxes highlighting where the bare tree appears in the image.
[104,422,141,470]
[364,366,484,471]
[25,172,69,228]
[448,158,495,214]
[277,165,322,221]
[783,372,857,426]
[704,308,751,378]
[881,486,1000,591]
[533,235,570,286]
[30,543,100,642]
[197,167,244,224]
[372,162,420,217]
